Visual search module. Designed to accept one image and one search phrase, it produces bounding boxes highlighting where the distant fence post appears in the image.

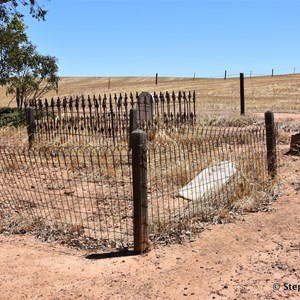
[265,111,277,179]
[26,107,35,148]
[240,73,245,115]
[129,108,138,149]
[155,73,158,85]
[271,69,274,77]
[224,70,227,80]
[131,129,148,253]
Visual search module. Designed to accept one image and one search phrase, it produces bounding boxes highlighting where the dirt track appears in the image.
[0,141,299,300]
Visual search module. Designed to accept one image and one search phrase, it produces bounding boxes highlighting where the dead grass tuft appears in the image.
[198,115,259,127]
[0,211,115,250]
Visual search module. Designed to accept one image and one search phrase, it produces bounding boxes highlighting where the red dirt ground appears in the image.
[0,114,300,300]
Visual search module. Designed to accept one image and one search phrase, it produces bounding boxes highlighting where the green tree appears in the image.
[6,42,59,107]
[0,15,28,85]
[0,1,58,107]
[0,0,48,83]
[0,0,48,21]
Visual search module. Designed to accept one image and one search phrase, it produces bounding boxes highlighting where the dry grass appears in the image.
[0,211,109,250]
[0,126,28,147]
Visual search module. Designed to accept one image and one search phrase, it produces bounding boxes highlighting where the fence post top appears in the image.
[264,111,274,122]
[132,129,145,134]
[265,110,274,115]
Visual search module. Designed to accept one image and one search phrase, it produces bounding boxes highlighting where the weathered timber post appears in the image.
[27,107,35,148]
[224,70,227,80]
[240,73,245,115]
[271,69,274,77]
[265,111,277,178]
[155,73,158,85]
[129,108,138,149]
[16,88,20,108]
[131,129,148,253]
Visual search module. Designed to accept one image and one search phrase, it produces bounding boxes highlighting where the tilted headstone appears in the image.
[177,161,237,202]
[137,92,155,123]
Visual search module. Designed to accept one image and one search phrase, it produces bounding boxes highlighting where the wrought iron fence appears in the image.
[23,91,196,145]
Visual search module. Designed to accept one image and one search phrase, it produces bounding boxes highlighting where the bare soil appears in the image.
[0,117,300,299]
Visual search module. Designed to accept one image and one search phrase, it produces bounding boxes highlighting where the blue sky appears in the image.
[22,0,300,77]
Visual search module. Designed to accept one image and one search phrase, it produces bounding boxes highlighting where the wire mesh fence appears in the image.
[0,118,277,251]
[146,125,273,239]
[0,144,133,250]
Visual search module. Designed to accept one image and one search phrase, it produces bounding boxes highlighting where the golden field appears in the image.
[0,74,300,114]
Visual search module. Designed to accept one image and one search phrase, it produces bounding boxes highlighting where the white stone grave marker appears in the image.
[177,161,237,201]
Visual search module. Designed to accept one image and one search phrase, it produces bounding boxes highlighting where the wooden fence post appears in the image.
[271,69,274,77]
[27,107,35,148]
[240,73,245,115]
[155,73,158,85]
[131,129,148,253]
[129,108,138,149]
[265,111,277,179]
[16,88,20,108]
[224,70,227,80]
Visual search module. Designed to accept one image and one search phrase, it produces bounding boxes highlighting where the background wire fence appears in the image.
[0,122,275,250]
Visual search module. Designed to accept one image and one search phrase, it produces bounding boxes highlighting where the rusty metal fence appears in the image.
[0,113,277,252]
[147,125,274,239]
[24,91,196,145]
[0,144,133,250]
